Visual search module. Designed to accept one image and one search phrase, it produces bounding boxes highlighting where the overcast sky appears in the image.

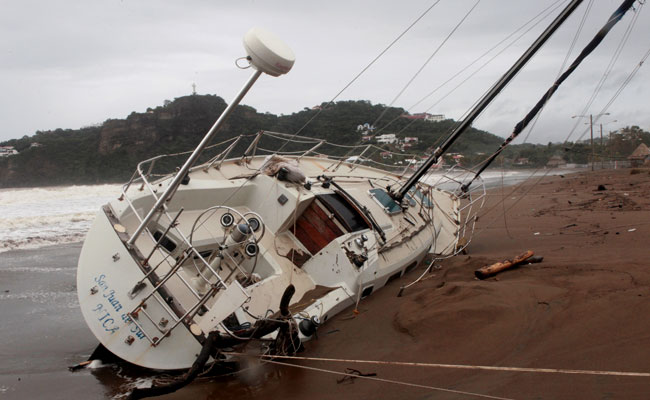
[2,0,649,145]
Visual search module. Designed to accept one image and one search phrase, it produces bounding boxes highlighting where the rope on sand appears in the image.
[225,353,650,378]
[261,358,515,400]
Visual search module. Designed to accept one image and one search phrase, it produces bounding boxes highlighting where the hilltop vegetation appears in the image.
[500,125,650,167]
[2,95,647,188]
[0,95,502,187]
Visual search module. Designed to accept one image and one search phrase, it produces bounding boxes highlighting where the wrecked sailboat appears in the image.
[77,27,479,372]
[76,0,636,386]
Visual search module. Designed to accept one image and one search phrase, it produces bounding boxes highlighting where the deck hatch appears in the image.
[317,193,369,233]
[368,188,402,215]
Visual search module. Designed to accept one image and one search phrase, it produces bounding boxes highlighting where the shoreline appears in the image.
[1,168,648,399]
[0,168,578,254]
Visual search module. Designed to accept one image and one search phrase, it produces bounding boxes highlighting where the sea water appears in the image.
[424,168,573,191]
[0,184,121,253]
[0,169,574,254]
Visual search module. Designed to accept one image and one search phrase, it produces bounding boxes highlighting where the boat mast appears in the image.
[392,0,584,202]
[461,0,637,192]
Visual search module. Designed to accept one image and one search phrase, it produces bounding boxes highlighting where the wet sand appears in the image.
[1,168,649,399]
[0,243,107,399]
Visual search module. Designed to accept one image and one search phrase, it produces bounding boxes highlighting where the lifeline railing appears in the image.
[115,130,480,344]
[116,136,252,346]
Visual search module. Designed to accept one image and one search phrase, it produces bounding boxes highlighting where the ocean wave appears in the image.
[1,265,77,273]
[0,211,96,228]
[0,184,122,206]
[0,184,121,252]
[0,290,77,304]
[0,234,88,253]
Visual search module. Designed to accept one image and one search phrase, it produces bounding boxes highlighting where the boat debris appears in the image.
[336,368,377,384]
[474,250,535,280]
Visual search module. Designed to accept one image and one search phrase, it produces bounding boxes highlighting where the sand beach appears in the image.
[1,168,649,399]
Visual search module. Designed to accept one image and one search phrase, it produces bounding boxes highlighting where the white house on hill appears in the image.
[376,134,398,144]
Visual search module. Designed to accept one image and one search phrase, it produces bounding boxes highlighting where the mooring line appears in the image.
[224,353,650,378]
[261,358,515,400]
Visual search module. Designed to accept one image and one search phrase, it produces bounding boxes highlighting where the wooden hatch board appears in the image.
[292,199,346,255]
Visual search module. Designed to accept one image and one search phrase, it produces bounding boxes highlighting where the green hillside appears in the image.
[0,95,504,187]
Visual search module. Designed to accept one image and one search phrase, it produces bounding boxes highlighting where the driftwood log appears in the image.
[475,250,534,280]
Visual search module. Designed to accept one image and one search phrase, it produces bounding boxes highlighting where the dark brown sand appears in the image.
[186,168,649,400]
[2,169,649,399]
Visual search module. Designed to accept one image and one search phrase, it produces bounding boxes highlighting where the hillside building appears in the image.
[401,113,445,122]
[376,134,398,144]
[0,146,18,157]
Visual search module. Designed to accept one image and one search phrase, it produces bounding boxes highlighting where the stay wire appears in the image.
[360,0,567,176]
[462,0,639,192]
[564,0,643,144]
[413,0,566,113]
[311,1,563,171]
[274,1,441,154]
[520,0,595,143]
[370,0,482,130]
[383,0,568,143]
[415,0,566,130]
[260,358,516,400]
[565,3,643,147]
[333,0,482,166]
[470,1,644,223]
[469,0,592,171]
[474,41,650,238]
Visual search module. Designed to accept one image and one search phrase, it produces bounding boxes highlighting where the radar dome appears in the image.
[243,27,295,77]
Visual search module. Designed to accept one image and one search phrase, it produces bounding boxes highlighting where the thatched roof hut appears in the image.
[628,143,650,167]
[547,155,566,168]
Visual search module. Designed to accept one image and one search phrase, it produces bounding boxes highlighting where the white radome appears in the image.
[243,27,295,76]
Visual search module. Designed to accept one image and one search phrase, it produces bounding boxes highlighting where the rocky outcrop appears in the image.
[98,115,159,155]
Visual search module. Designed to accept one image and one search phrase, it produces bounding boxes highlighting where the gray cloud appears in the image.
[1,0,649,144]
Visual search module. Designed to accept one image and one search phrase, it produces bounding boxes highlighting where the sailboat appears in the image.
[77,26,475,372]
[75,0,637,396]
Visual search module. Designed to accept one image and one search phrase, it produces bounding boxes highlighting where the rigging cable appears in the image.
[468,2,647,235]
[330,0,483,168]
[459,0,639,193]
[568,2,643,145]
[519,0,596,144]
[274,0,442,153]
[476,34,650,236]
[565,1,643,144]
[382,0,572,162]
[369,0,482,129]
[322,0,568,181]
[373,0,567,139]
[465,0,593,173]
[357,0,568,168]
[260,358,515,400]
[354,0,569,170]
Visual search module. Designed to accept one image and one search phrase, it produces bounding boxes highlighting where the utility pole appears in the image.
[600,123,603,169]
[590,114,594,171]
[572,113,609,170]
